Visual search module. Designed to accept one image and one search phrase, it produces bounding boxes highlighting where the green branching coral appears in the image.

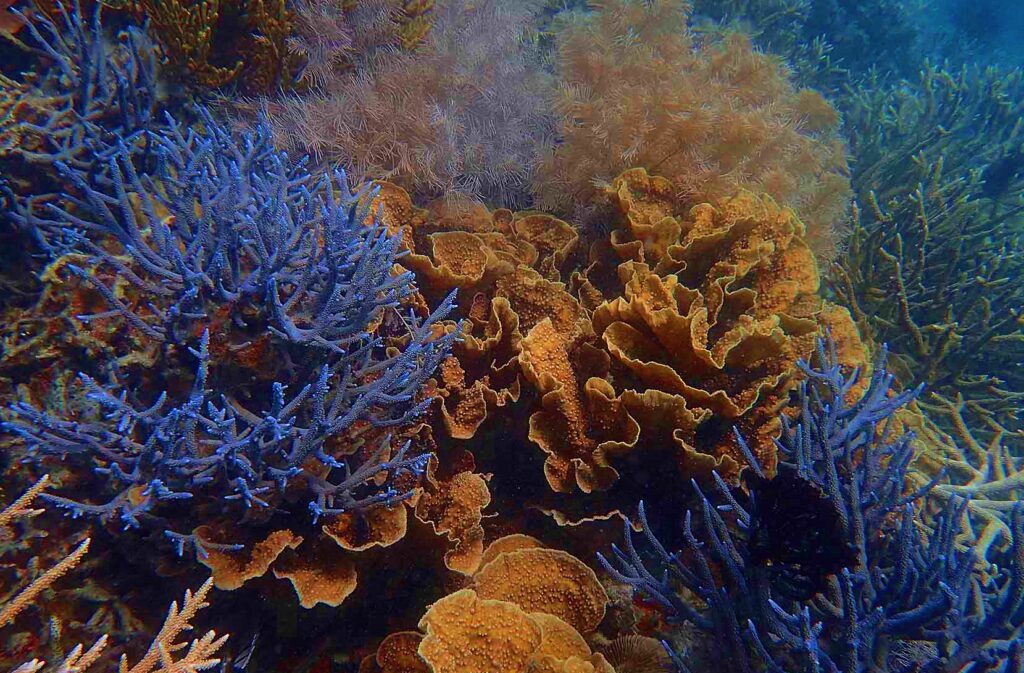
[689,0,927,92]
[831,62,1024,455]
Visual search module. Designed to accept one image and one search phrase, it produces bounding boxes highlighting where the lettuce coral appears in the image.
[537,0,851,260]
[575,168,865,482]
[369,172,865,509]
[363,537,612,673]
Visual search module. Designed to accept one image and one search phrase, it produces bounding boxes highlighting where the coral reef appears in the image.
[4,109,457,530]
[601,338,1024,672]
[287,0,436,88]
[123,0,299,92]
[688,0,927,91]
[0,0,157,244]
[8,1,1024,671]
[569,169,865,490]
[1,0,470,617]
[361,536,613,673]
[0,476,227,672]
[537,0,851,260]
[366,170,865,534]
[831,64,1024,451]
[265,0,553,208]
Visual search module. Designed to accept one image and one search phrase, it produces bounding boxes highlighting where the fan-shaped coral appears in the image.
[537,0,851,260]
[362,537,612,673]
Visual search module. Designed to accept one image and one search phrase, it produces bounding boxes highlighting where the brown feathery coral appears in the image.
[586,168,865,478]
[266,0,553,207]
[537,0,850,260]
[287,0,436,89]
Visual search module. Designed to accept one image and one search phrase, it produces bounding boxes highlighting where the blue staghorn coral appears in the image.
[1,110,457,531]
[0,0,459,548]
[1,0,157,196]
[600,338,1024,673]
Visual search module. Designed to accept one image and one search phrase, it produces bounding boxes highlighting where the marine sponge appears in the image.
[537,0,851,260]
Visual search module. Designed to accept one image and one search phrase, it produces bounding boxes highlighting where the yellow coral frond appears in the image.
[0,538,90,628]
[124,578,225,673]
[0,474,49,529]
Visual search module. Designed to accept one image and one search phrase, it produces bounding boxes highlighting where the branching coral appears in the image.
[537,0,851,260]
[0,476,228,673]
[121,0,299,92]
[3,107,457,531]
[265,0,553,208]
[831,63,1024,449]
[0,0,157,193]
[600,338,1024,673]
[0,0,463,613]
[688,0,927,92]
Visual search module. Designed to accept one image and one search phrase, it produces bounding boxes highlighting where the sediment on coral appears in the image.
[831,63,1024,452]
[601,337,1024,673]
[537,0,851,261]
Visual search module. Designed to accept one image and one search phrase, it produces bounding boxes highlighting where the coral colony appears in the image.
[601,339,1024,673]
[2,0,1024,671]
[2,3,457,542]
